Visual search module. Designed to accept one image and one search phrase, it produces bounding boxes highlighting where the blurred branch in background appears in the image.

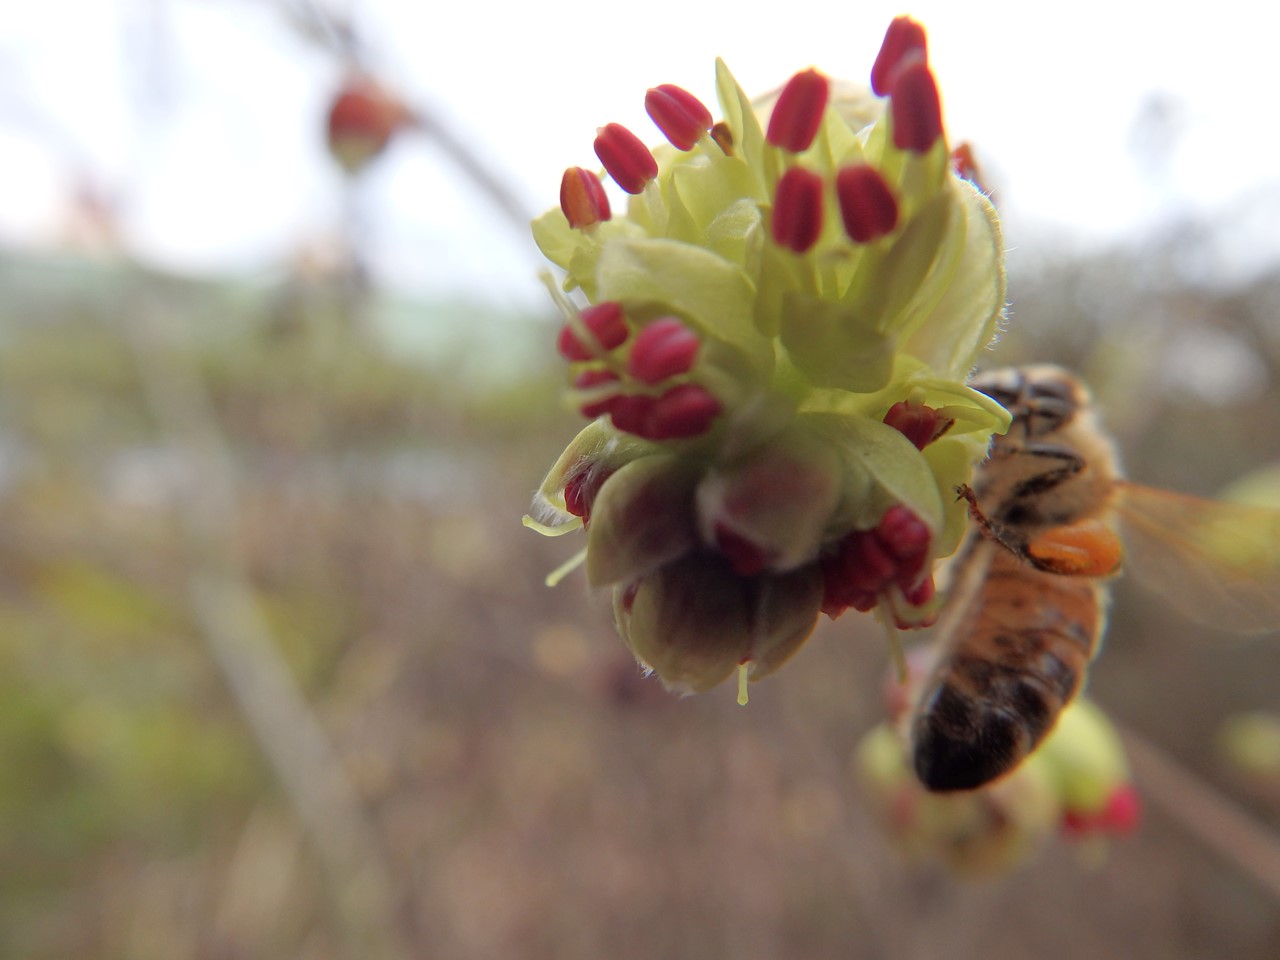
[120,297,420,959]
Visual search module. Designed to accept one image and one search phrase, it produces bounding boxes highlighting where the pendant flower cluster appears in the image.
[526,18,1010,696]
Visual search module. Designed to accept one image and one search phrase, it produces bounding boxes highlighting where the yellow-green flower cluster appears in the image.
[526,17,1011,696]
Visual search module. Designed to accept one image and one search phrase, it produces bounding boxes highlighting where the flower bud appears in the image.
[326,75,409,174]
[696,429,842,575]
[766,68,830,153]
[645,84,713,151]
[594,123,659,194]
[614,553,823,694]
[855,723,1060,876]
[585,455,698,587]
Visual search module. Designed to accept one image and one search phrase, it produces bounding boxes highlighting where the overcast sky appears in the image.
[3,0,1279,308]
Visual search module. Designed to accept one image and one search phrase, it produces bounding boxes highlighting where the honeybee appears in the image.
[911,364,1280,792]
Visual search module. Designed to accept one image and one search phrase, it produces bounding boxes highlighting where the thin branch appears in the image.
[121,292,419,959]
[1119,722,1280,904]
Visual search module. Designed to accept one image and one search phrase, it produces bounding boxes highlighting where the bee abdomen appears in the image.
[911,649,1077,791]
[911,567,1102,793]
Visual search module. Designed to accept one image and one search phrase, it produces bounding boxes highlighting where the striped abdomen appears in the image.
[911,548,1105,792]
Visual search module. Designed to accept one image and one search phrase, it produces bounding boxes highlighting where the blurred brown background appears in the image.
[3,2,1280,958]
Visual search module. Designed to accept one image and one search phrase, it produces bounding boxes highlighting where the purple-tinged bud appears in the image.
[645,84,713,151]
[594,123,659,194]
[771,167,825,253]
[558,301,630,361]
[871,16,928,96]
[882,398,951,450]
[559,166,612,229]
[766,68,829,153]
[643,384,721,440]
[836,164,899,244]
[573,369,622,419]
[890,62,944,153]
[627,317,700,384]
[563,463,615,524]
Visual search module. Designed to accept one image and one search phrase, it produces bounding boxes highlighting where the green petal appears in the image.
[902,180,1006,378]
[803,412,944,534]
[779,292,896,392]
[595,237,766,362]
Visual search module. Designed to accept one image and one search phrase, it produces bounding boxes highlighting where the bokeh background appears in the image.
[3,1,1280,957]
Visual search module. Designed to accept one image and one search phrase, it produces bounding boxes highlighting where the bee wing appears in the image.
[1112,482,1280,635]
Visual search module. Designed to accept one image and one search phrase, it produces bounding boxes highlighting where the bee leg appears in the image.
[956,484,1025,559]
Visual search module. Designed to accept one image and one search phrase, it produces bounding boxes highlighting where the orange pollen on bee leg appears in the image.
[1026,519,1123,577]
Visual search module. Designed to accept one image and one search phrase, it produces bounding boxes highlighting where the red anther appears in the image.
[951,142,986,188]
[765,68,830,153]
[643,383,722,440]
[1101,784,1142,834]
[871,16,928,97]
[713,523,771,577]
[771,167,825,253]
[618,581,639,614]
[558,301,629,361]
[821,530,897,613]
[559,166,612,229]
[594,123,659,194]
[875,505,931,562]
[890,61,944,153]
[573,368,622,418]
[645,84,713,151]
[608,393,657,435]
[626,316,700,383]
[835,164,899,243]
[883,398,952,450]
[563,464,614,523]
[898,573,935,608]
[710,121,734,155]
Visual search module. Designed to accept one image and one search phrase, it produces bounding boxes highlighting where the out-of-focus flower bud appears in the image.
[856,723,1060,876]
[326,74,410,174]
[1035,699,1141,840]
